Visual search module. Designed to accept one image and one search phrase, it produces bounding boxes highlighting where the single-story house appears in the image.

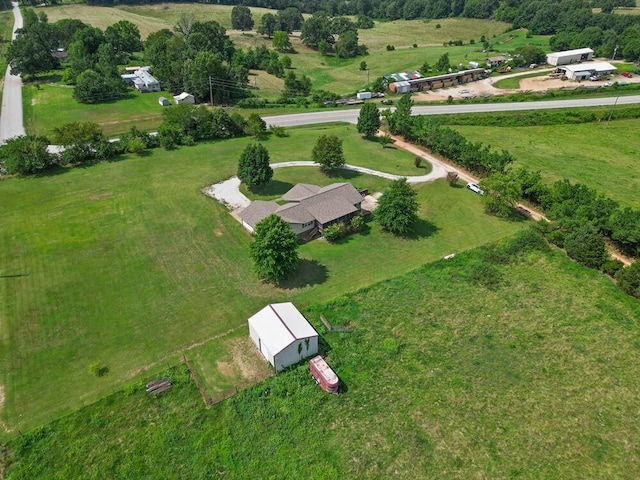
[240,182,364,240]
[486,56,505,67]
[120,67,160,92]
[559,62,617,81]
[248,303,319,372]
[173,92,195,104]
[158,97,170,106]
[546,48,593,66]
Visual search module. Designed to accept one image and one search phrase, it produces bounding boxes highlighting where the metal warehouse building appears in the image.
[248,303,319,372]
[560,62,617,81]
[546,48,594,66]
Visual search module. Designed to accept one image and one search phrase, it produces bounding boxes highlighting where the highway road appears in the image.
[263,94,640,127]
[0,2,24,144]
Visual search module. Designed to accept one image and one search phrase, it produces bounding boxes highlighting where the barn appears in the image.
[546,48,594,66]
[248,303,319,372]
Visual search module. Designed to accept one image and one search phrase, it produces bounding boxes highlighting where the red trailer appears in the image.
[309,355,339,394]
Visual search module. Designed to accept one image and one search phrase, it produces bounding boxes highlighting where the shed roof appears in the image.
[560,62,617,73]
[281,183,321,202]
[548,48,593,58]
[248,303,318,355]
[240,200,279,228]
[174,92,194,100]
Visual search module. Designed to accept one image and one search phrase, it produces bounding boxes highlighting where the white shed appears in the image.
[173,92,195,105]
[158,96,170,106]
[248,303,319,372]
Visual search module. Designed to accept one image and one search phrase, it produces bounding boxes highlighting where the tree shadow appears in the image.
[250,179,294,198]
[328,168,363,181]
[279,259,328,289]
[404,218,439,240]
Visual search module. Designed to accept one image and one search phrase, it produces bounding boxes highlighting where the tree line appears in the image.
[384,98,640,297]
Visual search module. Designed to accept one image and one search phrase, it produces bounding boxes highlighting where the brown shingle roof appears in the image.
[240,201,279,229]
[276,202,315,224]
[281,183,321,202]
[306,197,358,225]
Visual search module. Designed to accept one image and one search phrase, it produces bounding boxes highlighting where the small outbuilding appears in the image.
[390,80,411,94]
[173,92,195,105]
[248,303,319,372]
[546,48,594,66]
[158,97,170,106]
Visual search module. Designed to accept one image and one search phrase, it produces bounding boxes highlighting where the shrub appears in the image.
[564,224,608,269]
[323,223,343,242]
[349,214,364,233]
[601,259,624,277]
[615,262,640,298]
[269,125,289,137]
[386,44,395,51]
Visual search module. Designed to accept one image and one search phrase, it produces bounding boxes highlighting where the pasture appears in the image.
[0,124,525,436]
[37,3,546,96]
[453,118,640,208]
[5,239,640,478]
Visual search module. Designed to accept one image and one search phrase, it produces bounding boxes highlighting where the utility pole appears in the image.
[612,45,618,61]
[209,76,213,106]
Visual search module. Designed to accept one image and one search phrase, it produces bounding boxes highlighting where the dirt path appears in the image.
[387,133,632,265]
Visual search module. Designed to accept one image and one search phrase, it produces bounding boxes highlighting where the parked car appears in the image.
[604,81,613,87]
[466,182,484,195]
[621,71,632,78]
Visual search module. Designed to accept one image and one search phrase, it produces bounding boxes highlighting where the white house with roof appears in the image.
[121,67,160,92]
[248,303,319,372]
[240,182,364,240]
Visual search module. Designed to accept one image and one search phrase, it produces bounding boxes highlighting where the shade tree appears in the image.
[376,178,419,235]
[237,143,273,189]
[250,214,299,283]
[312,135,345,172]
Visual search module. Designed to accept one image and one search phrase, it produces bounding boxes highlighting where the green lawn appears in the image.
[6,240,640,478]
[0,125,525,437]
[23,83,172,137]
[453,118,640,208]
[492,70,550,89]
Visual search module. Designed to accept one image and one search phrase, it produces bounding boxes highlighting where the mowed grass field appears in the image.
[23,83,173,137]
[0,124,525,436]
[6,241,640,478]
[453,117,640,208]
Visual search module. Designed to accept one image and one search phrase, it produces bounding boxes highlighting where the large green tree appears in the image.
[250,214,299,283]
[258,13,277,37]
[357,103,381,138]
[481,171,523,218]
[312,135,345,172]
[272,30,292,52]
[386,93,413,137]
[376,178,419,235]
[231,5,254,31]
[104,20,142,57]
[237,143,273,189]
[0,135,55,175]
[615,261,640,298]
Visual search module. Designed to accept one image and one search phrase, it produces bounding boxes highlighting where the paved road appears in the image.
[0,2,24,144]
[263,94,640,127]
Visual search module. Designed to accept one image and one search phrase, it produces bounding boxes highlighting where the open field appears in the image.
[39,4,548,95]
[5,240,640,478]
[0,124,525,436]
[453,118,640,208]
[23,81,172,137]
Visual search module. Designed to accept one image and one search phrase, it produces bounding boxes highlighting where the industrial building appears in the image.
[248,303,319,373]
[559,62,617,81]
[546,48,594,66]
[388,68,487,93]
